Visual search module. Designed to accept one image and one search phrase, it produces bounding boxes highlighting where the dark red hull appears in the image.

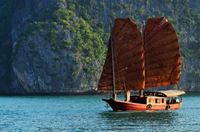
[103,99,182,111]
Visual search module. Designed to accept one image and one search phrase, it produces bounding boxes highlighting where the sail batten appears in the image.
[145,34,178,48]
[98,17,180,91]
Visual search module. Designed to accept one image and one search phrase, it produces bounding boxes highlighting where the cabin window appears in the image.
[155,99,160,103]
[162,99,164,103]
[149,99,151,103]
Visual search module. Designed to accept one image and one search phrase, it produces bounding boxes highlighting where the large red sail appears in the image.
[98,17,180,91]
[144,17,180,88]
[98,18,145,91]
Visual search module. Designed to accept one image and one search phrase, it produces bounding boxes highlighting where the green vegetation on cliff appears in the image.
[16,5,106,76]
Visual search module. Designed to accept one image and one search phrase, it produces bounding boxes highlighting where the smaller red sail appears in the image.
[144,17,181,88]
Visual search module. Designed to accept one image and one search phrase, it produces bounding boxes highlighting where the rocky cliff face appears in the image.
[0,0,200,94]
[11,0,105,94]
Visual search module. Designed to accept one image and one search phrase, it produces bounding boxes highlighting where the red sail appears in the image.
[98,18,145,91]
[144,17,181,88]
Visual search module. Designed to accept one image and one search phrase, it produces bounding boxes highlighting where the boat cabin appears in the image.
[129,90,185,105]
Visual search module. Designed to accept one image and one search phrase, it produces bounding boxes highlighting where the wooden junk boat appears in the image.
[98,17,185,111]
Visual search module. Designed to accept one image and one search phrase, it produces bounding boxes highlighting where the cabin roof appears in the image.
[158,90,185,97]
[146,96,164,98]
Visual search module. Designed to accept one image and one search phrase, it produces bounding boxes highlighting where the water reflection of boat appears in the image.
[100,111,177,122]
[99,111,178,131]
[98,17,185,111]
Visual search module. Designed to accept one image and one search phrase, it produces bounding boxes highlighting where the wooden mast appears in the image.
[111,35,116,100]
[139,21,145,97]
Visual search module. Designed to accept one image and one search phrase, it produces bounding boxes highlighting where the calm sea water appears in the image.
[0,93,199,132]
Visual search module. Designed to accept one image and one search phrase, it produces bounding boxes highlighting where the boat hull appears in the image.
[103,99,182,111]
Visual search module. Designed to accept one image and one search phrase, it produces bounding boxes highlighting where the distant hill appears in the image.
[0,0,200,94]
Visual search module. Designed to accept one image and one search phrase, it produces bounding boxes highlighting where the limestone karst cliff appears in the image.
[0,0,200,94]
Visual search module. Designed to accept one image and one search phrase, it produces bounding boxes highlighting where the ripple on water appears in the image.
[0,95,199,131]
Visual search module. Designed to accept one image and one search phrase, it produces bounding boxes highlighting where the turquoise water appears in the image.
[0,94,199,132]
